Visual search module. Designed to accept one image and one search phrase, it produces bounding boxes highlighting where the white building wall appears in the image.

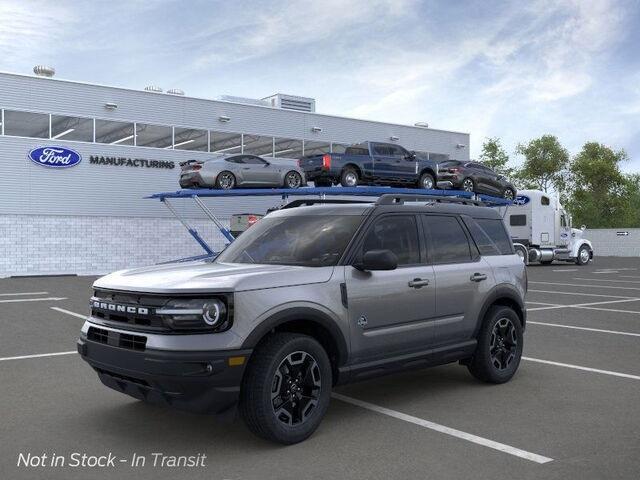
[584,229,640,257]
[0,215,232,277]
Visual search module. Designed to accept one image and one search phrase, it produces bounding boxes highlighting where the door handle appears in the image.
[408,278,430,288]
[470,273,487,282]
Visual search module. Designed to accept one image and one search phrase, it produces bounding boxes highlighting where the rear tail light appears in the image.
[322,154,331,169]
[297,159,301,167]
[247,215,259,227]
[192,164,202,171]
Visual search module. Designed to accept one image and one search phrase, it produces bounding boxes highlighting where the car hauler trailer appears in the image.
[505,189,593,265]
[147,186,512,259]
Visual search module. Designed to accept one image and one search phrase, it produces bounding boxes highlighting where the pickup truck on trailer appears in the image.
[299,141,440,189]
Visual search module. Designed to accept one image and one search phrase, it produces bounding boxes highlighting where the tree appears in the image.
[515,135,569,193]
[565,142,636,228]
[479,137,513,177]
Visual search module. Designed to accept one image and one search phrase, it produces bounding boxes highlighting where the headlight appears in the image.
[156,296,232,332]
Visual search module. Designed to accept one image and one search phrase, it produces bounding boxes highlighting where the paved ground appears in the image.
[1,257,639,480]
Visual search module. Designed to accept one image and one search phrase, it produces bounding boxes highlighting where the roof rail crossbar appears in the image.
[281,199,373,209]
[376,194,485,207]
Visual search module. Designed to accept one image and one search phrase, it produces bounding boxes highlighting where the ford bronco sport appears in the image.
[78,194,526,444]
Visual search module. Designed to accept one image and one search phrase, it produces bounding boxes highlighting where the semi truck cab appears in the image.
[506,189,593,265]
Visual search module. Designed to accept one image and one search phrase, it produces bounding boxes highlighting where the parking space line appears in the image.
[530,281,640,292]
[552,269,578,272]
[0,297,68,304]
[523,357,640,381]
[0,291,49,296]
[529,289,639,299]
[573,277,640,284]
[51,307,87,319]
[573,305,640,315]
[526,301,560,306]
[0,351,76,362]
[331,393,553,464]
[527,321,640,337]
[527,298,640,312]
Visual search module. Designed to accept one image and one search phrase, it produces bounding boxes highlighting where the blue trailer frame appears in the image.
[147,186,512,259]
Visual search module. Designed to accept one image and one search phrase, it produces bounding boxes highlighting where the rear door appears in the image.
[422,214,493,346]
[345,214,436,362]
[370,143,396,182]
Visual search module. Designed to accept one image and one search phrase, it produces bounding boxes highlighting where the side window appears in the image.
[361,216,420,266]
[226,156,244,164]
[541,196,550,206]
[243,156,267,165]
[388,145,406,157]
[423,215,472,264]
[373,144,390,156]
[472,218,513,255]
[560,215,567,227]
[510,215,527,226]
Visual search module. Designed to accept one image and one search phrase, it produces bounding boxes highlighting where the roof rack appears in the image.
[280,198,372,209]
[376,194,485,206]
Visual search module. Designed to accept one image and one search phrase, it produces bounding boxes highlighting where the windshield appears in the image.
[215,215,363,267]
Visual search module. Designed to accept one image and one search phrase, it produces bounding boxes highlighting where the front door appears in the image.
[422,214,493,346]
[346,214,436,362]
[241,155,279,185]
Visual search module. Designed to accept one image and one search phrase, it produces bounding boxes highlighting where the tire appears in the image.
[467,306,523,384]
[284,171,303,189]
[503,187,516,200]
[461,177,475,192]
[215,171,236,190]
[239,333,332,444]
[340,167,359,187]
[576,245,591,265]
[418,172,435,190]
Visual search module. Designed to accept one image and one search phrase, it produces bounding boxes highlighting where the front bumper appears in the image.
[77,333,251,415]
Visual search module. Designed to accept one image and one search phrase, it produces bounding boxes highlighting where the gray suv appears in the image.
[78,195,527,444]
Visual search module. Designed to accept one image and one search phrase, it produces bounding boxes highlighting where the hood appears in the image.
[93,261,334,294]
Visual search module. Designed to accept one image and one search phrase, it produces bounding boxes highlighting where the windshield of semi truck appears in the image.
[215,214,363,267]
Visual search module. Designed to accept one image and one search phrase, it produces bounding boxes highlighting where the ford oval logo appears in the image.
[513,195,530,206]
[28,146,82,168]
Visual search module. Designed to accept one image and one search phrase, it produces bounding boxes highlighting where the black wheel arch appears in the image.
[474,285,526,336]
[241,307,349,383]
[342,163,362,178]
[419,167,436,180]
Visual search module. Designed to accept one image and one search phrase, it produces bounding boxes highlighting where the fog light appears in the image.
[203,300,226,326]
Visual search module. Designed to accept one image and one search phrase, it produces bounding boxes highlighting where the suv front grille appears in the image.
[90,290,171,332]
[87,326,147,351]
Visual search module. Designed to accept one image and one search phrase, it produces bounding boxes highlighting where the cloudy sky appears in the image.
[1,0,639,169]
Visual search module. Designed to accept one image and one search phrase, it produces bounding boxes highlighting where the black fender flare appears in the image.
[474,284,526,335]
[241,307,349,366]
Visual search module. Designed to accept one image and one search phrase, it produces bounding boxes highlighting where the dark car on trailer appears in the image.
[438,160,517,199]
[298,141,440,189]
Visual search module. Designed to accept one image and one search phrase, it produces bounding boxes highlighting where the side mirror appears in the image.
[354,249,398,271]
[581,225,586,231]
[405,151,416,160]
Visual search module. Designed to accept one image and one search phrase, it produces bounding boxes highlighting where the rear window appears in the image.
[510,215,527,226]
[439,160,461,167]
[423,215,472,264]
[467,218,513,255]
[345,144,369,156]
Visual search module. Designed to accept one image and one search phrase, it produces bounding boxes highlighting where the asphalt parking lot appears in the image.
[1,258,639,480]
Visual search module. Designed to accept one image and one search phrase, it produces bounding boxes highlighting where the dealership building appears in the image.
[0,68,471,277]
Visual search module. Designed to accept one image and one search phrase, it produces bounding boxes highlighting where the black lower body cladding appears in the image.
[77,336,251,414]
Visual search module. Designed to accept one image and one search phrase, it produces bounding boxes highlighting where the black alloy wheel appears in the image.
[216,171,236,189]
[285,171,303,189]
[462,178,475,192]
[489,318,518,371]
[271,351,322,426]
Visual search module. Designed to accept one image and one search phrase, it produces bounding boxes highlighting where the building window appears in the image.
[135,123,172,148]
[95,119,134,145]
[173,127,208,151]
[273,137,303,158]
[211,131,242,154]
[50,115,93,142]
[243,135,274,156]
[3,110,49,138]
[303,140,331,156]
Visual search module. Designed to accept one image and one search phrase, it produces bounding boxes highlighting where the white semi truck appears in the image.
[503,189,593,265]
